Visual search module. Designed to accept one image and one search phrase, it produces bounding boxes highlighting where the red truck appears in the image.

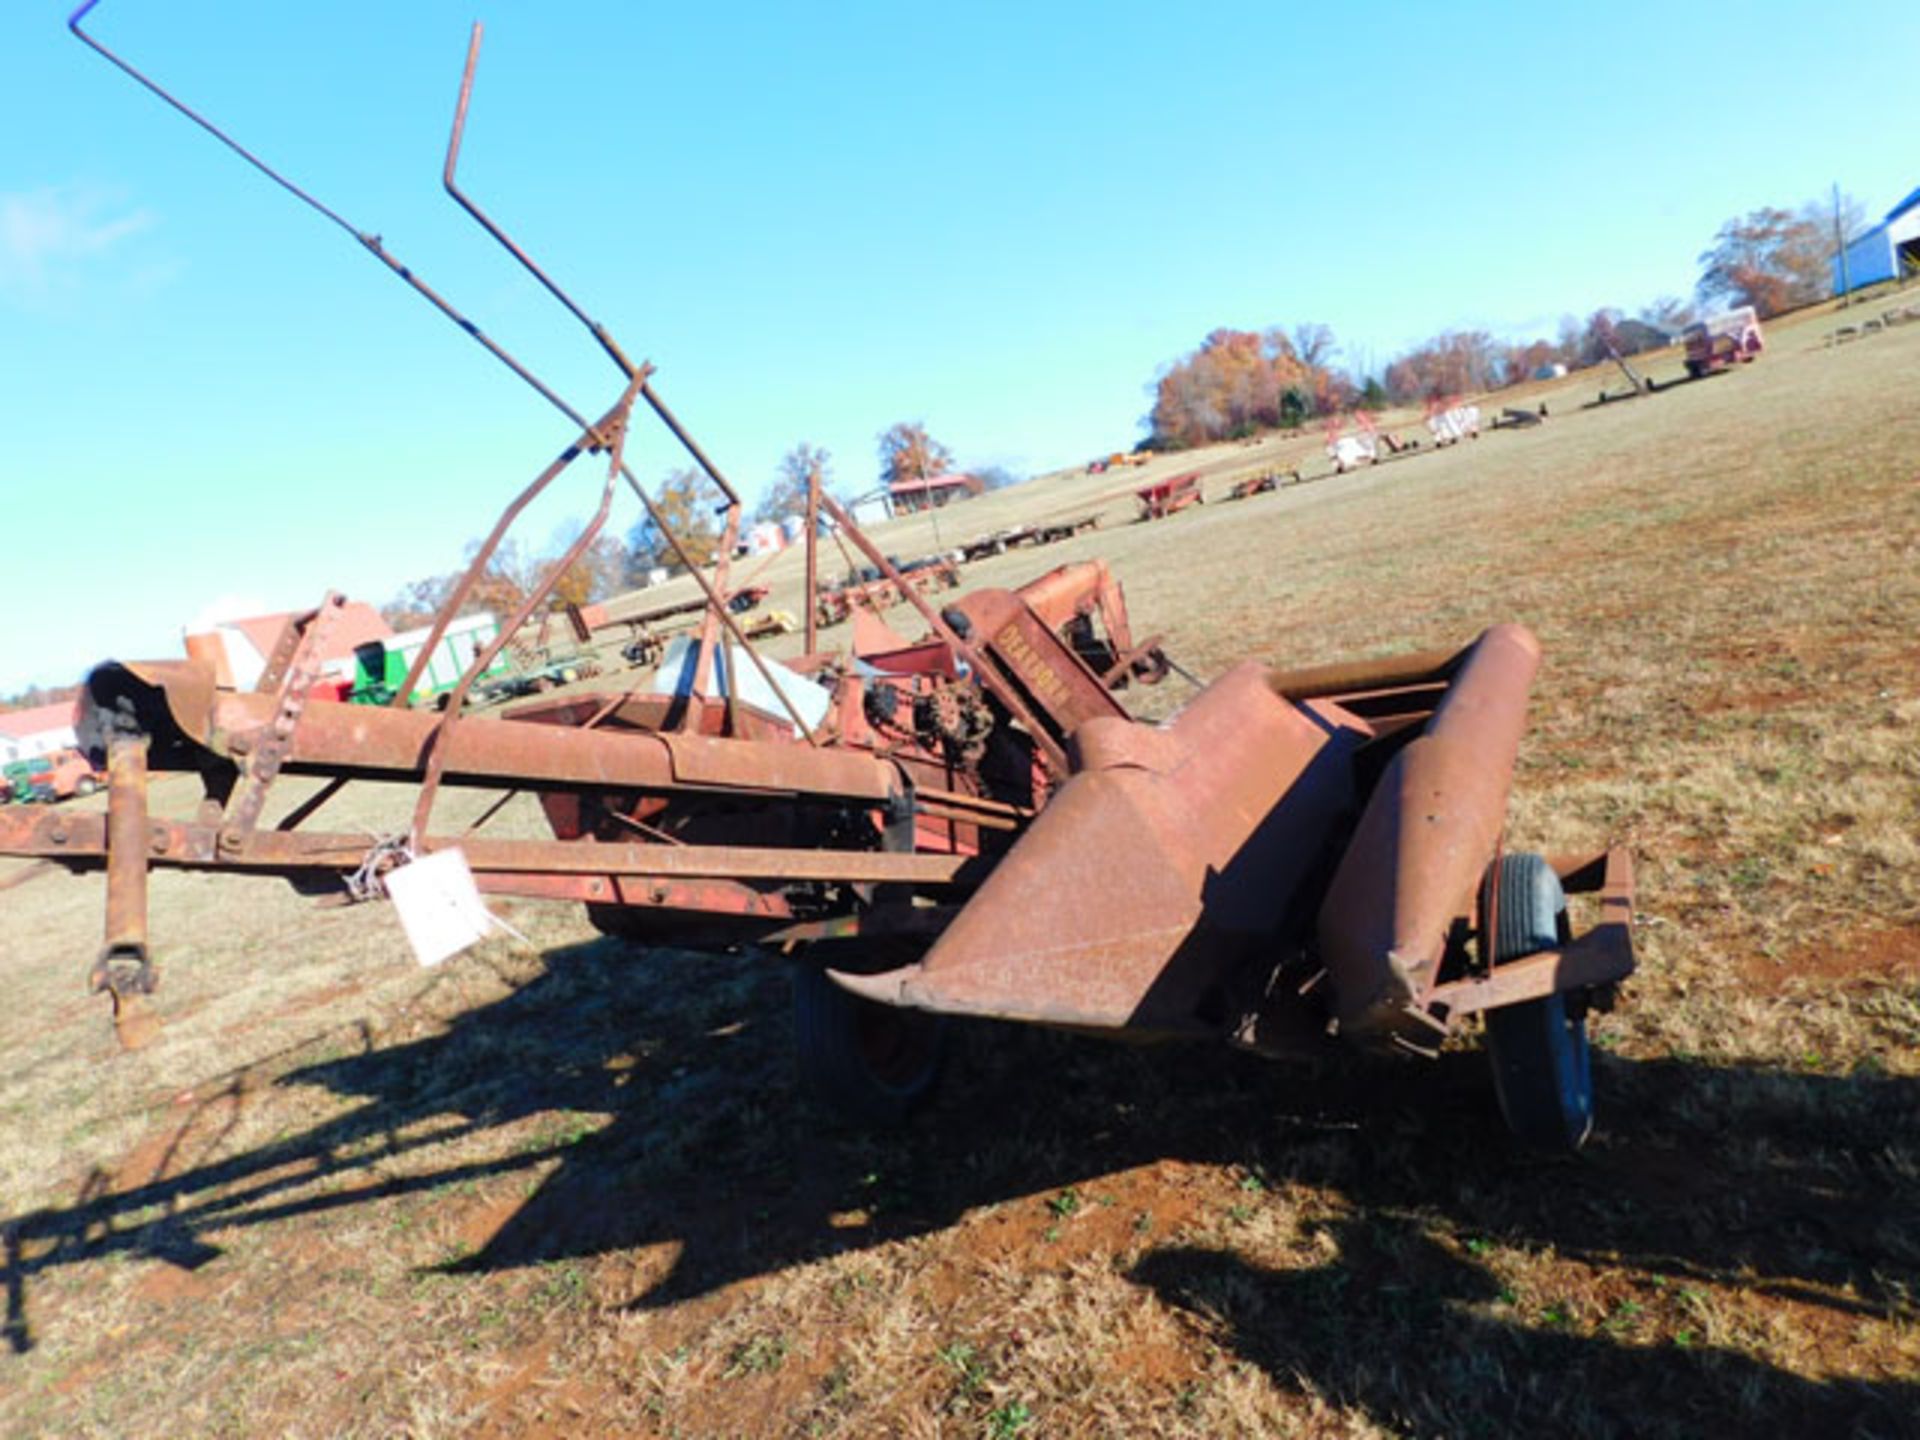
[3,749,105,803]
[1683,306,1764,378]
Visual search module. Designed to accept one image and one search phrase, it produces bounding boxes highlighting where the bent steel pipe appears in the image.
[1315,624,1543,1047]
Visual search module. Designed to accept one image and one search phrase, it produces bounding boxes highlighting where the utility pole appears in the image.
[1834,182,1853,307]
[803,462,820,655]
[923,452,944,553]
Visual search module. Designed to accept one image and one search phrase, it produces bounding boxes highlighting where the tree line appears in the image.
[1141,195,1857,448]
[380,422,1017,630]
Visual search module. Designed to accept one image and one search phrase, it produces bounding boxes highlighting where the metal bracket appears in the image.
[224,592,345,839]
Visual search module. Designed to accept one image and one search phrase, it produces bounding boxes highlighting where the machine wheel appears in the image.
[793,964,946,1128]
[1482,853,1593,1152]
[74,776,99,798]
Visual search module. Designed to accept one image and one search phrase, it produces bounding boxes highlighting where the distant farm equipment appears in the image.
[349,613,508,706]
[11,6,1639,1154]
[1323,412,1419,473]
[956,518,1098,564]
[1135,472,1203,520]
[1490,406,1547,430]
[1425,401,1481,446]
[960,513,1099,561]
[1226,468,1300,500]
[3,749,104,804]
[1684,306,1764,378]
[814,555,962,628]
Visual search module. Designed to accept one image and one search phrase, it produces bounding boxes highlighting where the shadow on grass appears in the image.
[4,932,1917,1434]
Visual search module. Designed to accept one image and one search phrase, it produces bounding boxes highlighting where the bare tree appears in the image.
[1697,206,1830,317]
[1555,315,1583,367]
[1579,308,1624,365]
[1290,322,1338,369]
[626,467,722,575]
[877,422,954,487]
[1639,295,1693,332]
[756,442,832,524]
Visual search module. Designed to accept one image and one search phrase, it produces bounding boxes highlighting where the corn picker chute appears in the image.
[13,4,1636,1151]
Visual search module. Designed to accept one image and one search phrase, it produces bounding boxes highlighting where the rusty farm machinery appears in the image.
[6,6,1636,1151]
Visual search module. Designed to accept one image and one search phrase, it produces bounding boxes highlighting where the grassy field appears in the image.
[3,298,1918,1437]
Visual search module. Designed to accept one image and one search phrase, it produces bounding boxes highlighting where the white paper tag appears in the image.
[384,847,495,967]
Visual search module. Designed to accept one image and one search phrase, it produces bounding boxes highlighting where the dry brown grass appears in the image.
[3,301,1919,1437]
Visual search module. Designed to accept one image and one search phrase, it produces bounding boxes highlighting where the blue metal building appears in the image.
[1833,187,1920,294]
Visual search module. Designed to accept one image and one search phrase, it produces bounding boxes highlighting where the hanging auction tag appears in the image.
[383,847,494,967]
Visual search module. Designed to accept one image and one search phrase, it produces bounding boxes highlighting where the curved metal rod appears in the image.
[444,24,632,381]
[70,1,586,428]
[391,405,626,709]
[69,0,350,236]
[409,373,645,845]
[442,23,742,509]
[70,0,820,745]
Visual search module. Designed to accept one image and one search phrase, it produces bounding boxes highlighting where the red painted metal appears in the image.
[1135,472,1203,520]
[41,5,1637,1130]
[839,661,1357,1031]
[1315,624,1542,1047]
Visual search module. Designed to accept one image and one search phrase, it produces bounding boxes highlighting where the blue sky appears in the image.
[2,0,1914,694]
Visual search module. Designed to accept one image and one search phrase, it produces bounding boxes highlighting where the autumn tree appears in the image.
[626,467,722,577]
[1578,308,1624,365]
[1696,206,1829,317]
[1502,339,1562,385]
[382,539,532,629]
[1639,295,1693,333]
[877,422,954,487]
[756,442,832,525]
[382,573,455,631]
[545,527,631,608]
[1144,326,1340,448]
[1381,330,1501,403]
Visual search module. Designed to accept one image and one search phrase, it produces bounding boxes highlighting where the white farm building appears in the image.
[0,702,80,765]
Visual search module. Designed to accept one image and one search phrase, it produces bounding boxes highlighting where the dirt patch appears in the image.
[221,978,366,1038]
[470,1342,553,1431]
[455,1193,529,1253]
[1749,924,1920,991]
[131,1262,215,1306]
[7,303,1920,1438]
[920,1160,1210,1313]
[1693,685,1822,715]
[1109,1335,1202,1390]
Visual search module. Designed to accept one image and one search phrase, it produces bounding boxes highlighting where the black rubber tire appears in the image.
[793,965,946,1128]
[1482,853,1593,1152]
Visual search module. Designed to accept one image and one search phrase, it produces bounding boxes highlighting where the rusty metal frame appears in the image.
[1427,849,1636,1017]
[410,376,644,844]
[68,2,820,749]
[0,806,983,888]
[818,493,1074,778]
[50,3,1639,1129]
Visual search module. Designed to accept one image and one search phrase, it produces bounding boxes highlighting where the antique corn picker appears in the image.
[6,5,1634,1150]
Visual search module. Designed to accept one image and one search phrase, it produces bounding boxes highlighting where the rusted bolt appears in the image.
[150,826,171,855]
[49,826,69,846]
[228,735,250,756]
[649,885,667,904]
[219,829,243,852]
